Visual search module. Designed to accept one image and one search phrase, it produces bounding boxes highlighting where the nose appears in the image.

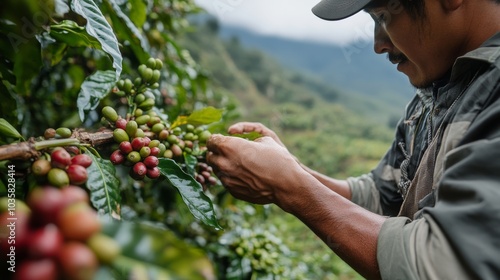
[373,24,392,54]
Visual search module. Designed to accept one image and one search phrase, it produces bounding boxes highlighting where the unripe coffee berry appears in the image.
[125,121,138,138]
[44,128,56,139]
[113,128,129,143]
[127,151,141,164]
[102,106,119,122]
[47,168,70,188]
[139,147,151,158]
[32,159,51,176]
[56,127,72,138]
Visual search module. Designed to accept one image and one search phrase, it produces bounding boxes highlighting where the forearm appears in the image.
[299,163,352,200]
[276,171,386,279]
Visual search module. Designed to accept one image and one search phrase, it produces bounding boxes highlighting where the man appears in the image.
[206,0,500,278]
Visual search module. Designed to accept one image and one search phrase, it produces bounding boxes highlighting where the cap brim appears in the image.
[312,0,372,21]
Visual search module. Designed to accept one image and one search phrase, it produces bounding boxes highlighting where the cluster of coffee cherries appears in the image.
[100,58,219,188]
[31,146,92,188]
[114,57,162,100]
[0,186,121,280]
[228,229,285,276]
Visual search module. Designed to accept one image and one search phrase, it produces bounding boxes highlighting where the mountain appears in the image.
[217,24,415,123]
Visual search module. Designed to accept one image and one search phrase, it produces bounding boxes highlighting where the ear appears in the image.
[439,0,463,12]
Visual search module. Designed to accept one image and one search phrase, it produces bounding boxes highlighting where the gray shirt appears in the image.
[348,32,500,279]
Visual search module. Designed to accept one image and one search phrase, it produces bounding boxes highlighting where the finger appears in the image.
[206,134,225,154]
[228,122,266,135]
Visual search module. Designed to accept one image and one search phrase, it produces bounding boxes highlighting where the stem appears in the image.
[34,138,80,150]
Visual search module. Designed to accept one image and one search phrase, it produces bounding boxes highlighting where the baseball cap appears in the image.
[312,0,372,20]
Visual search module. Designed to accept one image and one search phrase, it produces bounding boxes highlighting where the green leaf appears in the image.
[158,158,222,230]
[0,118,22,139]
[85,151,121,220]
[49,20,102,48]
[77,70,116,122]
[129,0,147,28]
[187,106,223,126]
[70,0,122,78]
[101,220,215,280]
[101,0,150,63]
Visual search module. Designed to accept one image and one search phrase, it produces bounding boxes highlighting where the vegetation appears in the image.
[0,1,396,279]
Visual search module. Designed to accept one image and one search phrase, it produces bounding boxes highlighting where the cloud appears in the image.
[194,0,375,46]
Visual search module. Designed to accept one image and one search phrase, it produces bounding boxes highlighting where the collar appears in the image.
[450,32,500,82]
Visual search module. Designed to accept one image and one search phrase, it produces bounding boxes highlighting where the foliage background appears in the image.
[0,0,397,279]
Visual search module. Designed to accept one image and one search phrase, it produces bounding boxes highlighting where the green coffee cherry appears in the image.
[125,121,138,138]
[146,57,157,69]
[154,58,163,69]
[47,168,70,188]
[198,130,212,143]
[135,115,150,125]
[134,77,142,87]
[134,108,144,118]
[135,129,145,138]
[113,128,129,143]
[138,98,155,111]
[127,151,141,163]
[115,90,126,97]
[141,68,153,83]
[138,64,148,76]
[151,70,161,83]
[56,127,72,138]
[134,94,146,104]
[151,123,165,134]
[123,79,133,94]
[116,79,125,90]
[102,106,119,122]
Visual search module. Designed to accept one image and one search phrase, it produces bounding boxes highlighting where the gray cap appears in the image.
[312,0,372,20]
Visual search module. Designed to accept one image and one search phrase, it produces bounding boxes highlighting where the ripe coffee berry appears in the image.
[110,150,125,165]
[119,141,133,154]
[131,137,146,151]
[143,156,159,169]
[66,164,89,186]
[71,154,93,168]
[51,148,72,169]
[149,146,160,157]
[115,118,128,130]
[146,167,160,179]
[133,162,147,177]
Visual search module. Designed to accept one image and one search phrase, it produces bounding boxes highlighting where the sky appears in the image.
[193,0,375,47]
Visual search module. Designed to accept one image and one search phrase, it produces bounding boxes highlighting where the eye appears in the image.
[370,10,388,25]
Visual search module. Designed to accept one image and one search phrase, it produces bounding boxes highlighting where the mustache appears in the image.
[388,53,408,64]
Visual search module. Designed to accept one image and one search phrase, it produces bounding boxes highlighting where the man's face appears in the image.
[365,0,464,88]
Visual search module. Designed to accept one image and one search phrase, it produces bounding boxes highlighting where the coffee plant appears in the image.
[0,0,306,279]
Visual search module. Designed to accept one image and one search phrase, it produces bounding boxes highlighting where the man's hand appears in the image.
[206,134,306,207]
